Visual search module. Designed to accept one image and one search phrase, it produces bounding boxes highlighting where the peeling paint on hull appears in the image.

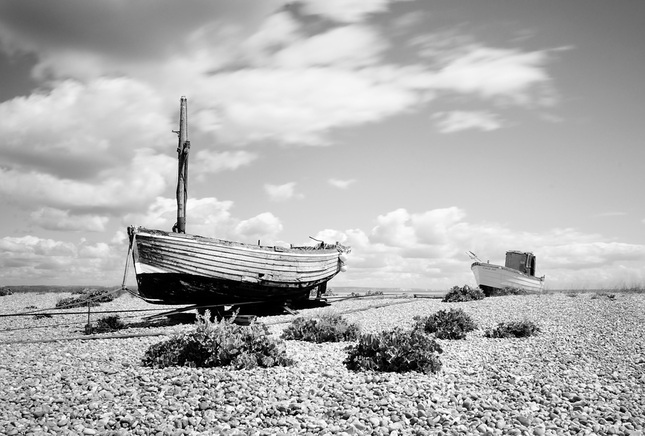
[128,227,349,305]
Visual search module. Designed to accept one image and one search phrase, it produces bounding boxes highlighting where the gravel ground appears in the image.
[1,291,644,436]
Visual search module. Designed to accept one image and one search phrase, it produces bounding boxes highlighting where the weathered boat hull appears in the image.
[471,262,545,293]
[129,227,347,305]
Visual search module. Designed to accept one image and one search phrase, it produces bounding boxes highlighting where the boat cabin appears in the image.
[505,251,537,277]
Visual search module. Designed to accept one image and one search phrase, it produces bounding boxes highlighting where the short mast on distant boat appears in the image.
[174,96,190,234]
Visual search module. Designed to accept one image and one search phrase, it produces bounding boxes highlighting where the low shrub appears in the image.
[56,288,117,308]
[591,292,615,300]
[414,308,477,340]
[281,313,360,343]
[484,320,540,338]
[344,328,442,374]
[92,315,127,333]
[442,285,485,303]
[142,312,294,369]
[0,287,13,296]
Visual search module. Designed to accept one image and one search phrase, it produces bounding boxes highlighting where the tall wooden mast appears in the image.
[175,96,190,233]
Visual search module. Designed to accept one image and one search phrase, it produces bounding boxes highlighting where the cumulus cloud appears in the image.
[122,196,286,245]
[0,78,170,179]
[325,207,645,290]
[235,212,284,243]
[0,234,124,285]
[432,110,503,133]
[0,149,174,214]
[0,77,178,218]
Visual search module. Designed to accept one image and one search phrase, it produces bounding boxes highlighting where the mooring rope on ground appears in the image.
[0,296,420,345]
[1,331,171,345]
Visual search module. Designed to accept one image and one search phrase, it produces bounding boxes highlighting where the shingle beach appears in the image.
[1,292,644,436]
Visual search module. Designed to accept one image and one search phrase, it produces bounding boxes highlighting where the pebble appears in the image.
[1,292,644,435]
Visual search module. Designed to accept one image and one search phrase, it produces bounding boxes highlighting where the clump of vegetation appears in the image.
[344,328,442,374]
[56,288,117,308]
[89,315,127,334]
[484,320,540,338]
[442,285,485,303]
[591,292,615,300]
[413,308,477,340]
[281,312,360,343]
[0,287,13,296]
[142,312,294,369]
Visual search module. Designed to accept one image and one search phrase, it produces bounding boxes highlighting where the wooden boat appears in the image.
[126,97,349,306]
[468,250,545,294]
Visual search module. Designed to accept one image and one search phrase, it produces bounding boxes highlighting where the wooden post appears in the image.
[176,96,190,234]
[84,300,92,334]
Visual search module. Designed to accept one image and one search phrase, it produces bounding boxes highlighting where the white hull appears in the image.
[471,262,544,293]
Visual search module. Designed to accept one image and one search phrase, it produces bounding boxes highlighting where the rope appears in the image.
[121,233,133,290]
[0,307,177,319]
[0,297,419,344]
[0,287,127,319]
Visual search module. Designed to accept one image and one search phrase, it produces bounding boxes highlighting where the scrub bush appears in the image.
[344,327,442,374]
[414,308,477,340]
[92,315,126,333]
[484,320,540,338]
[142,312,294,369]
[56,288,117,308]
[591,292,615,300]
[281,313,360,343]
[442,285,485,302]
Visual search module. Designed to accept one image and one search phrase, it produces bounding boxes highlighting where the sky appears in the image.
[0,0,644,291]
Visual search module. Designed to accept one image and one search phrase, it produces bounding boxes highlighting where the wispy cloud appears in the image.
[297,0,400,23]
[264,182,303,202]
[328,178,357,189]
[432,110,503,133]
[193,150,258,174]
[30,207,109,232]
